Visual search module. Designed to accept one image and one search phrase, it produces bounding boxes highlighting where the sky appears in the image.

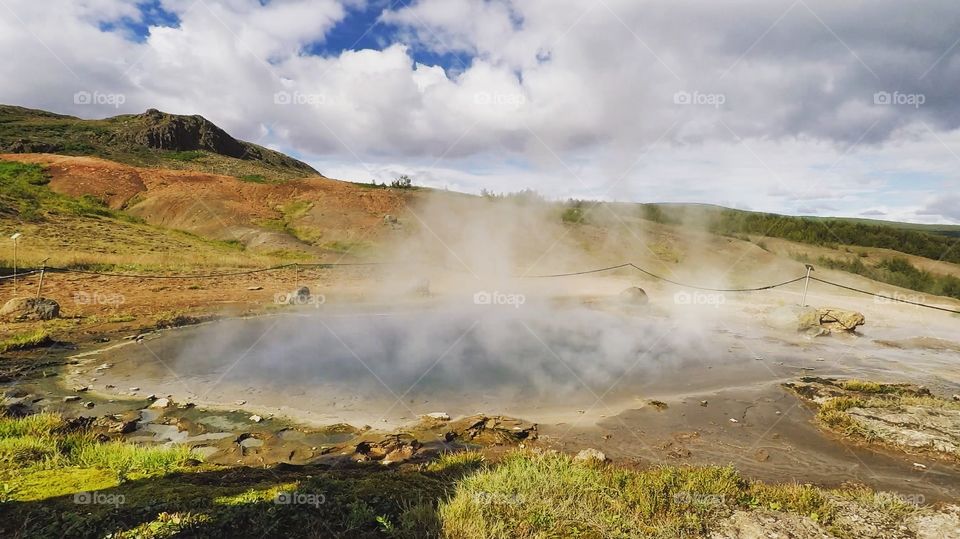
[0,0,958,224]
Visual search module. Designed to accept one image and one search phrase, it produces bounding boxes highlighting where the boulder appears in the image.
[282,286,311,305]
[148,398,171,409]
[817,308,865,332]
[618,287,649,305]
[766,305,864,334]
[0,297,60,321]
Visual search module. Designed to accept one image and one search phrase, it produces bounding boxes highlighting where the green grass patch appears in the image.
[0,413,63,438]
[0,161,128,222]
[0,329,52,352]
[166,150,205,162]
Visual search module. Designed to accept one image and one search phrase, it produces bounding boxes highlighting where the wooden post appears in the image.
[35,258,48,299]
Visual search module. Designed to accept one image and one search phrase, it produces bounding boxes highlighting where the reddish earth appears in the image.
[2,153,412,250]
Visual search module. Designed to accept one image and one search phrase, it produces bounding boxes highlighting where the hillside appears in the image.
[602,203,960,265]
[0,155,411,260]
[0,105,320,181]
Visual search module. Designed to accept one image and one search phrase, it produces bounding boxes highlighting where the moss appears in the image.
[7,467,118,501]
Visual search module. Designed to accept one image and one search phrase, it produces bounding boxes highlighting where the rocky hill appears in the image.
[0,105,319,180]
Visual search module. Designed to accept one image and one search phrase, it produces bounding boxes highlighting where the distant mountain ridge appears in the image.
[0,105,320,180]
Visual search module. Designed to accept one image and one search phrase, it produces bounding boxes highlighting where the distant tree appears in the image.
[391,175,413,189]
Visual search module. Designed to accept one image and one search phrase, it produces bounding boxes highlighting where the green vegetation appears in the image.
[0,105,318,180]
[0,412,930,539]
[390,175,414,188]
[809,254,960,300]
[561,201,586,224]
[0,329,52,352]
[708,208,960,264]
[0,413,196,476]
[0,161,121,222]
[166,150,205,162]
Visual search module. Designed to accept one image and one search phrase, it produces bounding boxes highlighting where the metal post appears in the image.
[800,264,815,307]
[35,258,48,299]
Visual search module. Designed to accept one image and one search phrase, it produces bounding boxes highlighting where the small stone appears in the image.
[249,415,263,423]
[729,418,739,423]
[247,286,264,291]
[235,400,246,406]
[953,395,960,402]
[574,448,607,462]
[63,396,81,402]
[148,398,171,409]
[83,402,95,409]
[913,462,927,470]
[129,387,140,392]
[146,394,158,401]
[423,412,450,421]
[699,400,708,407]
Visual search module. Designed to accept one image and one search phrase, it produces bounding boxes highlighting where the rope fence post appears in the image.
[800,264,814,307]
[35,258,48,299]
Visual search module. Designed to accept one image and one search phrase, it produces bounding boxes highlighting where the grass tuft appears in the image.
[0,329,52,352]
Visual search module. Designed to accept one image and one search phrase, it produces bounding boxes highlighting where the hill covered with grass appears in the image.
[0,105,320,182]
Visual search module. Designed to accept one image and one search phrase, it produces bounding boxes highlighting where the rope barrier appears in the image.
[522,263,807,292]
[0,270,39,280]
[810,276,960,315]
[3,260,958,315]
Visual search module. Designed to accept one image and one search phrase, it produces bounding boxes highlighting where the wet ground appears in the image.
[30,294,960,502]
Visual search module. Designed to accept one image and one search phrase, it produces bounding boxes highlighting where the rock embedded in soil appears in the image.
[783,377,960,462]
[148,398,171,409]
[0,296,60,321]
[766,305,865,335]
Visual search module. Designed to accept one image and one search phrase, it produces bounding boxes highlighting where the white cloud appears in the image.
[0,0,958,222]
